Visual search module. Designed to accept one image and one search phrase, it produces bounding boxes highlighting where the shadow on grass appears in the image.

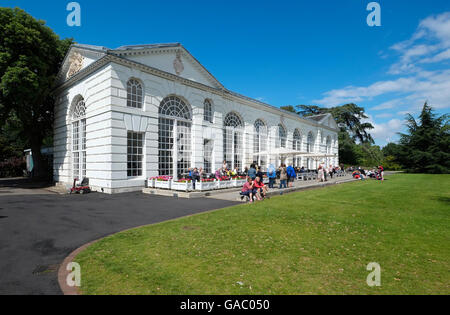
[432,196,450,204]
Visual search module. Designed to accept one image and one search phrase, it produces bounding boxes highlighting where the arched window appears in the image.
[158,96,192,177]
[72,99,86,120]
[277,124,287,148]
[71,96,86,180]
[223,112,243,171]
[253,119,267,168]
[159,95,191,119]
[203,99,213,123]
[224,112,243,128]
[293,129,302,151]
[127,79,143,109]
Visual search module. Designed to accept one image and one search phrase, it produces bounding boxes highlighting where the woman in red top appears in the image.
[253,176,267,200]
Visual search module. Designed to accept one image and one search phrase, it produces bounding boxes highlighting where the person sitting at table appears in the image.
[198,167,205,179]
[215,168,221,180]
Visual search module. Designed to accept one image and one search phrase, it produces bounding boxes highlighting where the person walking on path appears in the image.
[279,164,287,189]
[318,165,325,182]
[286,164,296,188]
[267,164,276,188]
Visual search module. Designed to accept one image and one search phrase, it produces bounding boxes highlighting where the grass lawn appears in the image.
[76,174,450,295]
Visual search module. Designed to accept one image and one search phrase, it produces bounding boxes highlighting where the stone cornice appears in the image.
[54,53,339,133]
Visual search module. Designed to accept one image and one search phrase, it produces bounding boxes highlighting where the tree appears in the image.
[0,8,72,178]
[382,142,402,158]
[296,104,374,144]
[280,105,297,113]
[397,103,449,174]
[296,105,323,117]
[293,103,375,165]
[0,112,28,160]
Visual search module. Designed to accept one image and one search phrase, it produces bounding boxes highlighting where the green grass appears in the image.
[76,174,450,295]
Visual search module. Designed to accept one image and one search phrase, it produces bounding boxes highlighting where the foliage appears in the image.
[0,7,72,177]
[0,112,28,160]
[76,174,450,295]
[280,105,297,113]
[397,103,449,174]
[0,156,26,177]
[296,103,374,144]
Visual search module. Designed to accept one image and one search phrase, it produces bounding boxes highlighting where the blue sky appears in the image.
[2,0,450,145]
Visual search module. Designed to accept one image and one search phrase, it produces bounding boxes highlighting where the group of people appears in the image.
[317,164,344,182]
[351,166,385,181]
[189,161,347,203]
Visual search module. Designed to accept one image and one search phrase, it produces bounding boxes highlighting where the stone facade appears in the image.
[53,44,339,193]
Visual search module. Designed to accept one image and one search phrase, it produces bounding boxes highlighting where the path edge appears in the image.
[57,175,382,295]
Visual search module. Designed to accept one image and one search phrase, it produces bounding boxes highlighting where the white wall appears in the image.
[55,58,339,193]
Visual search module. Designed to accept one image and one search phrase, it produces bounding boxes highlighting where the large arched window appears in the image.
[203,99,213,123]
[276,124,287,148]
[127,79,143,109]
[158,96,192,177]
[223,112,243,171]
[71,96,86,180]
[293,129,302,167]
[253,119,267,168]
[293,129,302,151]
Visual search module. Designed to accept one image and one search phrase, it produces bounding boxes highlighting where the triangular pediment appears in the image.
[323,114,338,129]
[56,44,108,85]
[308,113,338,129]
[110,44,224,89]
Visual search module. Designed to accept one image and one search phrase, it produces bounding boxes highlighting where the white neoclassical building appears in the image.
[53,43,339,193]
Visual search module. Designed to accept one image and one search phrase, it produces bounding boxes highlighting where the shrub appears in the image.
[0,157,26,178]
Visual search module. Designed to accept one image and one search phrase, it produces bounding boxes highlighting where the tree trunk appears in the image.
[30,134,49,179]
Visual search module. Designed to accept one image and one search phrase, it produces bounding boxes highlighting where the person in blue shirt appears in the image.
[267,164,276,188]
[286,164,296,188]
[248,164,257,180]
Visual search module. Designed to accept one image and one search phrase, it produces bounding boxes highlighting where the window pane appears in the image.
[127,131,144,177]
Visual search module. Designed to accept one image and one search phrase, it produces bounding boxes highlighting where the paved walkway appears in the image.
[0,191,236,295]
[208,174,355,201]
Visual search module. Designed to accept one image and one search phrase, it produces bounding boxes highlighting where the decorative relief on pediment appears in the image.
[66,52,84,79]
[173,50,184,75]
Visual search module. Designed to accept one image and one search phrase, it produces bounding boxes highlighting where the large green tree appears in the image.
[0,7,72,177]
[294,103,374,165]
[397,103,449,174]
[297,103,374,144]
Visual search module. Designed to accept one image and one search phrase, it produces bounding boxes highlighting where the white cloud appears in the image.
[420,48,450,63]
[310,11,450,145]
[313,12,450,111]
[371,98,404,111]
[388,12,450,74]
[375,113,393,118]
[370,119,404,144]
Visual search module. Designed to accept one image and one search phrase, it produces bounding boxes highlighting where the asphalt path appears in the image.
[0,190,237,295]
